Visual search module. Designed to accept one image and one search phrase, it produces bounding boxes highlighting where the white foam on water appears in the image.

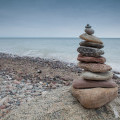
[0,38,120,72]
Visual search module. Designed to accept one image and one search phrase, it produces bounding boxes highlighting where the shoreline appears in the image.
[0,52,120,118]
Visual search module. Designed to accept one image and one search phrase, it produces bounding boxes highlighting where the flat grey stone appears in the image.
[82,71,113,80]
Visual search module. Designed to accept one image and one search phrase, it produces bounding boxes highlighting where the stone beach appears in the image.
[2,86,120,120]
[0,52,120,119]
[0,52,82,118]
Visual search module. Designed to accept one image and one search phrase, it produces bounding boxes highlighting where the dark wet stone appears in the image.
[77,46,104,57]
[80,41,104,49]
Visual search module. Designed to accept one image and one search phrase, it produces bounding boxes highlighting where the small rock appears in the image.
[0,97,9,106]
[65,82,70,86]
[113,74,119,79]
[46,75,50,77]
[37,70,42,73]
[21,79,26,82]
[61,77,71,81]
[0,105,6,109]
[26,97,33,102]
[26,85,33,90]
[49,83,56,89]
[42,91,48,97]
[113,71,120,74]
[16,100,20,106]
[33,92,42,96]
[13,80,20,84]
[77,68,82,73]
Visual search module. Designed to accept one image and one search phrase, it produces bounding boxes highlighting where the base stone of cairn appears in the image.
[71,24,118,109]
[72,87,118,109]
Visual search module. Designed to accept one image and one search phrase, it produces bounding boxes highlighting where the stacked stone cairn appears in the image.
[71,24,118,109]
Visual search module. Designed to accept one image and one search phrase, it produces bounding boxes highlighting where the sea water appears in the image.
[0,38,120,72]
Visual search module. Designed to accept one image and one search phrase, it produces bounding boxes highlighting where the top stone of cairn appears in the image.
[85,24,94,35]
[80,24,103,44]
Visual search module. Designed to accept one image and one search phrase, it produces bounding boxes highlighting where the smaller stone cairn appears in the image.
[71,24,118,109]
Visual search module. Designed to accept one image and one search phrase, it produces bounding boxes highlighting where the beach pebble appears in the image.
[85,24,94,35]
[80,33,103,44]
[37,70,42,73]
[77,54,106,63]
[80,41,104,49]
[72,87,118,108]
[82,71,113,80]
[16,100,20,106]
[113,71,120,74]
[85,28,94,35]
[26,85,33,90]
[113,74,119,79]
[13,80,20,84]
[42,91,48,97]
[33,92,42,96]
[78,62,112,73]
[72,78,117,89]
[0,105,6,109]
[77,46,104,57]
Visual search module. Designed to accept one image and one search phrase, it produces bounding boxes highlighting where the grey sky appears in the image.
[0,0,120,37]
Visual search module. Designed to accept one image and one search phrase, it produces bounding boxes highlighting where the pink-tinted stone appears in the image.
[72,78,117,89]
[77,54,106,63]
[78,62,112,72]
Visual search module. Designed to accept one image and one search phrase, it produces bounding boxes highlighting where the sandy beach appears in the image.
[0,52,120,118]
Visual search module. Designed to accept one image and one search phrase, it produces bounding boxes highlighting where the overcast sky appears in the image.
[0,0,120,37]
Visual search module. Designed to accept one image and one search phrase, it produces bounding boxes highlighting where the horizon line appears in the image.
[0,37,120,39]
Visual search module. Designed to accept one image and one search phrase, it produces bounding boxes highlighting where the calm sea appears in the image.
[0,38,120,71]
